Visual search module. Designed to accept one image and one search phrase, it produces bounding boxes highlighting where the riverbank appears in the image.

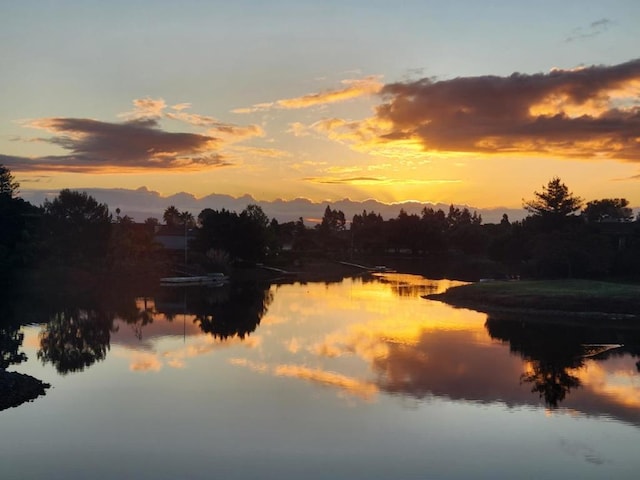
[425,279,640,318]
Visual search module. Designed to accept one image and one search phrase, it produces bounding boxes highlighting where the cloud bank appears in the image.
[4,100,264,173]
[373,59,640,160]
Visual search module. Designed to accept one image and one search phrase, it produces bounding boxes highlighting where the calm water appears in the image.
[1,274,639,479]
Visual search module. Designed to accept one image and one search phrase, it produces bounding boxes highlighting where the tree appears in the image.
[242,204,269,229]
[163,206,194,228]
[0,193,42,273]
[43,189,112,265]
[44,189,111,224]
[179,210,195,228]
[523,177,583,218]
[195,206,268,264]
[163,205,181,227]
[582,198,633,223]
[0,164,19,198]
[144,217,159,227]
[319,205,346,233]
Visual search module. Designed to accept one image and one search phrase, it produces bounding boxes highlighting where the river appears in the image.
[1,273,639,479]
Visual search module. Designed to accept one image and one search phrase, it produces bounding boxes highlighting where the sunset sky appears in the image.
[2,0,640,212]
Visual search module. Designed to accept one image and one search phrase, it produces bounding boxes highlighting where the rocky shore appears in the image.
[0,371,50,411]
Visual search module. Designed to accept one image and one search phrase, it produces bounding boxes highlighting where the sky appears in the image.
[1,0,640,213]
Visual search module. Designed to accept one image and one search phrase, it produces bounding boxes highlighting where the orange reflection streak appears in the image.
[229,358,379,401]
[261,277,501,403]
[130,352,163,372]
[578,361,640,409]
[296,276,487,364]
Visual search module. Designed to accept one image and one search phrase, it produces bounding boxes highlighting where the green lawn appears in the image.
[427,279,640,315]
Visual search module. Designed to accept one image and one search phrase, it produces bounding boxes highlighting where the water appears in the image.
[1,274,639,479]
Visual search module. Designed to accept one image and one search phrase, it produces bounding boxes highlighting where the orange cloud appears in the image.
[233,76,383,113]
[278,76,383,109]
[120,97,167,120]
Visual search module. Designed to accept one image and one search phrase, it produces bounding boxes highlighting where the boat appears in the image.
[160,273,228,287]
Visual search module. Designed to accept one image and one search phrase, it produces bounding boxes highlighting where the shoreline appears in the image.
[425,279,640,321]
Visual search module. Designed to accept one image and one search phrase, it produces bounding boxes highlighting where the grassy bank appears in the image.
[426,279,640,317]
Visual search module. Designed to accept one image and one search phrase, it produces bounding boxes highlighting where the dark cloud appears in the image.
[376,59,640,160]
[565,18,614,43]
[4,117,228,172]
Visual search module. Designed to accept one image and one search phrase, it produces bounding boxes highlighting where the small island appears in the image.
[426,279,640,318]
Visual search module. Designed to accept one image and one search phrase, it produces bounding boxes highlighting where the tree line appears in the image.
[2,163,640,281]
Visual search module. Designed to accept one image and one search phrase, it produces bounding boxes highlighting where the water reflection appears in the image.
[1,273,271,376]
[3,273,640,480]
[235,275,639,425]
[3,273,640,427]
[485,313,640,418]
[0,297,49,410]
[37,309,115,375]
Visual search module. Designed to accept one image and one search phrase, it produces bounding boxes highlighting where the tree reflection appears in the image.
[485,314,640,408]
[38,309,115,375]
[191,283,272,340]
[375,275,441,297]
[0,325,27,370]
[520,361,581,408]
[116,297,156,341]
[14,271,152,375]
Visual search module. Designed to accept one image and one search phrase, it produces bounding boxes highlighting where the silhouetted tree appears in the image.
[163,205,181,227]
[144,217,160,227]
[43,189,112,266]
[523,177,583,229]
[352,210,386,253]
[0,164,20,198]
[195,205,269,263]
[0,192,42,275]
[107,218,164,274]
[583,198,633,223]
[319,205,346,233]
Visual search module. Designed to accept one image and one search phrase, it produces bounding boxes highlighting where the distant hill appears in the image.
[22,186,528,225]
